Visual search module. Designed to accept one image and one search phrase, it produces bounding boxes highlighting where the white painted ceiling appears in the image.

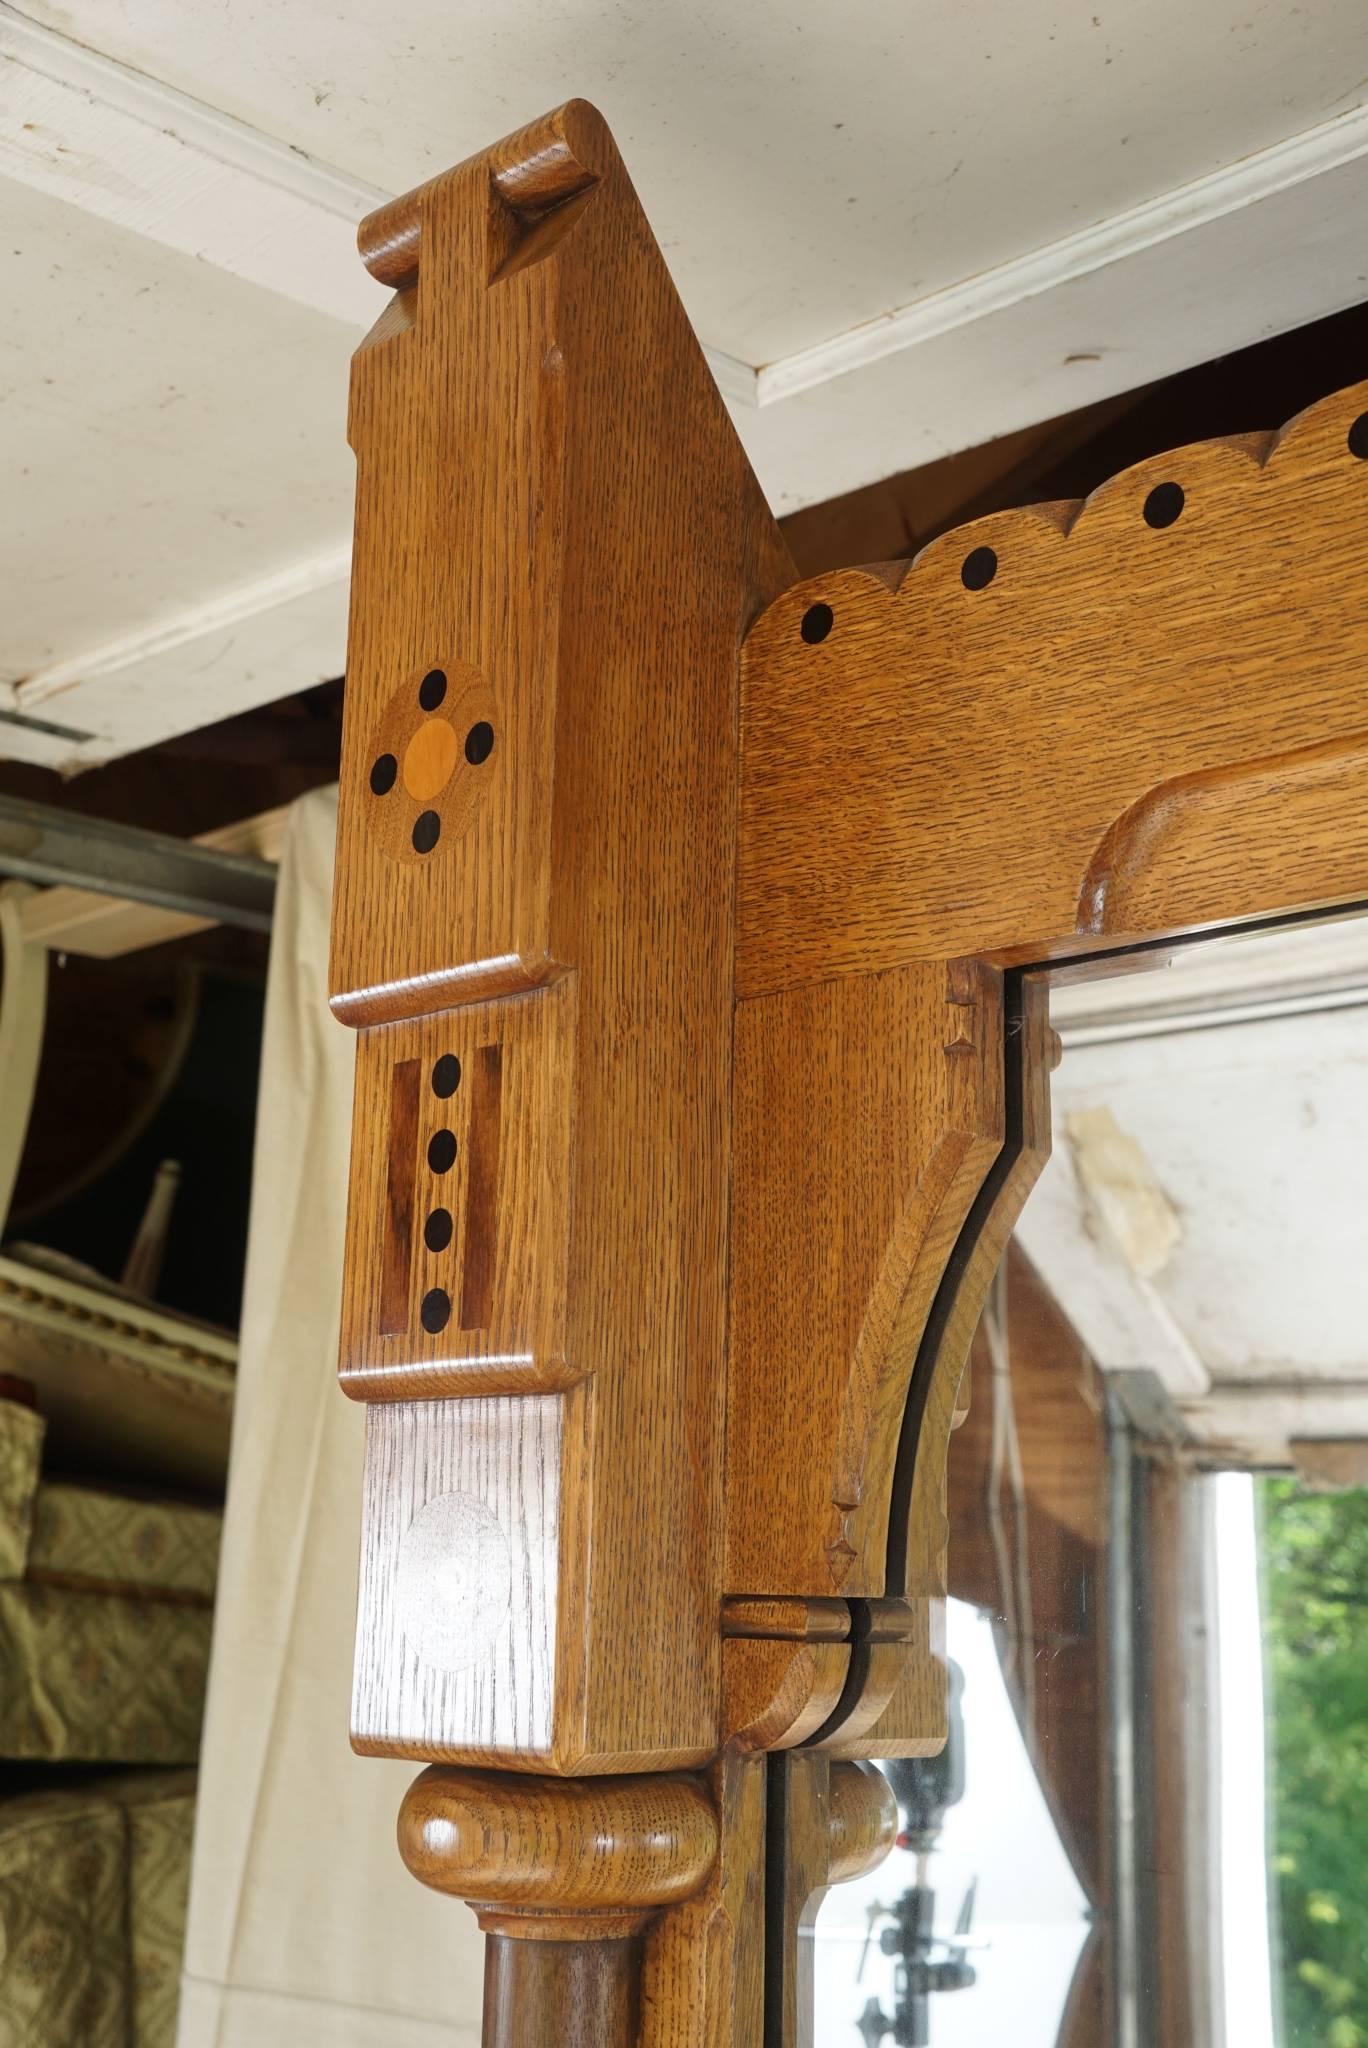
[23,0,1368,364]
[0,179,356,685]
[2,0,1368,764]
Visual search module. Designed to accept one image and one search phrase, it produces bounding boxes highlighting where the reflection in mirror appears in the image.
[815,918,1368,2046]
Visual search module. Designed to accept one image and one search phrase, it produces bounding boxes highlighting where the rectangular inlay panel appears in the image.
[460,1043,504,1331]
[379,1058,420,1334]
[337,978,575,1399]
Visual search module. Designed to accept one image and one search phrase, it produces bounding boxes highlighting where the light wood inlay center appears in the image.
[403,718,458,800]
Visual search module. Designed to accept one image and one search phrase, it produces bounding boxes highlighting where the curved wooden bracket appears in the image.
[1079,730,1368,939]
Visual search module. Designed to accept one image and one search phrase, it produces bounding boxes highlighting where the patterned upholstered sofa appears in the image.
[0,1256,231,2046]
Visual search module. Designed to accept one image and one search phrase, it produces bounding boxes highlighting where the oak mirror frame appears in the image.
[328,96,1368,2046]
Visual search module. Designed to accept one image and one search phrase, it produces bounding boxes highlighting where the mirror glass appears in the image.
[816,918,1368,2047]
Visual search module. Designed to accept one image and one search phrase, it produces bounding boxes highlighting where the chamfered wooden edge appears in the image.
[717,973,1052,1757]
[827,974,1054,1756]
[764,1753,899,2043]
[725,959,1008,1612]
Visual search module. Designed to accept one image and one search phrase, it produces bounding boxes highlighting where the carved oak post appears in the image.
[329,99,794,2039]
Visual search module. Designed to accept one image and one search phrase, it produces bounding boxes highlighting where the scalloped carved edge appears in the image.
[738,377,1368,996]
[746,403,1338,634]
[895,400,1342,590]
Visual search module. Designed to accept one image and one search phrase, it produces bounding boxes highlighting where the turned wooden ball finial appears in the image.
[397,1766,719,1940]
[827,1760,899,1882]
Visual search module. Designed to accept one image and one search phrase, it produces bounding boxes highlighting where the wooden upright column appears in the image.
[482,1940,637,2048]
[329,97,796,2033]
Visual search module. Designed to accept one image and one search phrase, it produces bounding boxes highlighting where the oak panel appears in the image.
[352,1393,561,1761]
[738,383,1368,993]
[339,982,575,1401]
[725,961,1004,1600]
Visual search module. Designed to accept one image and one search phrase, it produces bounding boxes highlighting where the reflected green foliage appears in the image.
[1262,1479,1368,2047]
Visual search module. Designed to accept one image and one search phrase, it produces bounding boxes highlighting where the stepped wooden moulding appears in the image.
[327,92,1368,2045]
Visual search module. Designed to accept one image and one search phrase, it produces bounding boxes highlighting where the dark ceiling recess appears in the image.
[0,676,344,848]
[0,681,345,1331]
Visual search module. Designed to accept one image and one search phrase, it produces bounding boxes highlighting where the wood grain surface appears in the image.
[726,961,1005,1602]
[352,1394,561,1761]
[483,1937,640,2048]
[640,1755,767,2048]
[738,381,1368,993]
[330,86,1368,2045]
[833,975,1054,1759]
[764,1755,897,2048]
[722,1638,850,1752]
[398,1763,718,1934]
[339,982,576,1402]
[332,98,793,1779]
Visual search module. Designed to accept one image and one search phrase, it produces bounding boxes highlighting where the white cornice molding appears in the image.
[1051,918,1368,1044]
[0,4,384,329]
[0,4,386,218]
[753,97,1368,405]
[18,542,354,710]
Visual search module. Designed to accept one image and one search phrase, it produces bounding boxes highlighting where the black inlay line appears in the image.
[1023,894,1368,982]
[762,1755,788,2048]
[800,1598,872,1750]
[883,969,1027,1598]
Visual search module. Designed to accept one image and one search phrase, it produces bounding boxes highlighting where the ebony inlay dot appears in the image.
[1349,412,1368,460]
[432,1054,462,1098]
[420,1287,451,1334]
[369,752,397,796]
[412,810,441,854]
[961,545,997,591]
[428,1129,457,1174]
[419,668,447,711]
[464,720,495,765]
[800,602,834,644]
[424,1208,453,1254]
[1143,481,1184,529]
